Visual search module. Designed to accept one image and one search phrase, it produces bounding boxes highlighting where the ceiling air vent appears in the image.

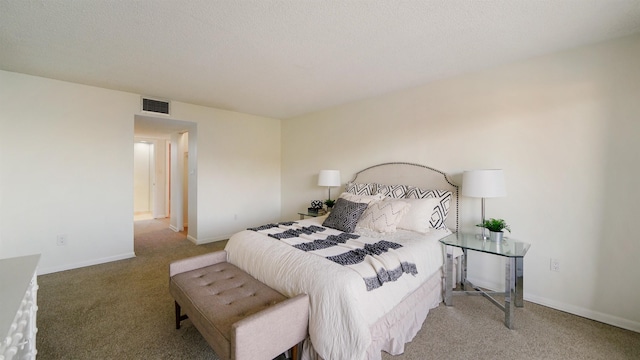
[141,97,170,115]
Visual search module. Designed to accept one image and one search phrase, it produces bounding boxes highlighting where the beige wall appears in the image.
[281,34,640,331]
[0,70,281,273]
[171,101,282,243]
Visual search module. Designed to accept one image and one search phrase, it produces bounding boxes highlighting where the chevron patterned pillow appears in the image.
[345,182,378,195]
[339,192,384,204]
[376,184,409,198]
[356,199,410,233]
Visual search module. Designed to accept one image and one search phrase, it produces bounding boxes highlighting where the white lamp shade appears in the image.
[318,170,341,187]
[462,169,506,198]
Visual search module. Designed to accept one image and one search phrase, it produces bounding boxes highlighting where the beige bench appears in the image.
[169,250,309,360]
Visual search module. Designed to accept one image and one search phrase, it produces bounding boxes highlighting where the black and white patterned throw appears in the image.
[248,222,418,291]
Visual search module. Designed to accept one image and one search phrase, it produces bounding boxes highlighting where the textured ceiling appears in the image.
[1,1,640,119]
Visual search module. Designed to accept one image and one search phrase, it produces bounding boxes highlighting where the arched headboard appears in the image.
[349,162,459,233]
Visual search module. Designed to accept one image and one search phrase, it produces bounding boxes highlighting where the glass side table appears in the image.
[297,211,325,220]
[440,233,531,329]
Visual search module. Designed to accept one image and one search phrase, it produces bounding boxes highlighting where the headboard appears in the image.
[348,162,459,233]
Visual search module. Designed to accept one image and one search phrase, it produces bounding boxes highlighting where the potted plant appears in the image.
[324,199,336,210]
[476,218,511,242]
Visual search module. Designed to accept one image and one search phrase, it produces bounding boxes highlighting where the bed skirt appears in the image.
[301,269,443,360]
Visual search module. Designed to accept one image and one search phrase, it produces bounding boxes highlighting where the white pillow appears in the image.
[404,187,452,230]
[356,199,410,233]
[339,192,384,204]
[396,197,441,233]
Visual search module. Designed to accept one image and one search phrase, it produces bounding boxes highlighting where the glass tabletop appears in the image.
[298,211,325,216]
[440,233,530,258]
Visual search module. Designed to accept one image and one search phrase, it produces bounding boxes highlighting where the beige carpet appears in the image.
[385,295,640,360]
[37,219,226,359]
[36,219,640,359]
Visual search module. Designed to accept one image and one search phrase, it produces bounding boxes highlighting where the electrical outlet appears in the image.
[56,234,68,246]
[550,258,560,272]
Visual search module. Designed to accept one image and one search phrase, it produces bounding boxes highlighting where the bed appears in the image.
[224,162,460,360]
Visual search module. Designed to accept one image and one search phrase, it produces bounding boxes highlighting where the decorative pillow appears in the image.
[396,197,441,233]
[345,182,378,196]
[405,187,452,230]
[375,184,409,198]
[356,199,410,233]
[339,192,384,204]
[322,198,368,233]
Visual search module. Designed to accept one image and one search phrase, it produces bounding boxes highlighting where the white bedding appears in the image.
[224,215,451,360]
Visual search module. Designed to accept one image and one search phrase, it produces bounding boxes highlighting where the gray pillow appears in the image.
[322,198,368,233]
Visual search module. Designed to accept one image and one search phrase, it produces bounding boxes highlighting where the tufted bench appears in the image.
[169,250,309,360]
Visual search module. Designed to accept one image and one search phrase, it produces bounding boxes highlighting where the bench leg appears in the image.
[291,342,300,360]
[175,301,189,329]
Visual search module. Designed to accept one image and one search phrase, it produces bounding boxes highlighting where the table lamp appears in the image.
[462,169,506,238]
[318,170,341,202]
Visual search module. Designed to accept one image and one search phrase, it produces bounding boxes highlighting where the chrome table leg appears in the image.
[445,246,453,306]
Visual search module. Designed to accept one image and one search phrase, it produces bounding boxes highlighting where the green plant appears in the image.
[476,218,511,233]
[324,199,336,208]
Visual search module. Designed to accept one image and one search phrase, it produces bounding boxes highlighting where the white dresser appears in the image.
[0,255,40,360]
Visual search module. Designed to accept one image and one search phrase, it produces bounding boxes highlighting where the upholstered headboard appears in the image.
[348,162,459,232]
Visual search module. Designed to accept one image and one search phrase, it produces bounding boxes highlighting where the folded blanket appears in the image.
[249,222,418,291]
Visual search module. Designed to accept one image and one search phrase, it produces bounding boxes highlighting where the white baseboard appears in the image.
[37,252,136,275]
[186,234,198,244]
[467,276,640,333]
[187,234,233,245]
[168,223,189,232]
[525,293,640,333]
[466,277,501,292]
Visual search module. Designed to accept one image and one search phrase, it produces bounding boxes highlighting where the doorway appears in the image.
[133,115,197,241]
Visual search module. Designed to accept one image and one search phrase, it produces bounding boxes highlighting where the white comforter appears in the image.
[224,216,450,360]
